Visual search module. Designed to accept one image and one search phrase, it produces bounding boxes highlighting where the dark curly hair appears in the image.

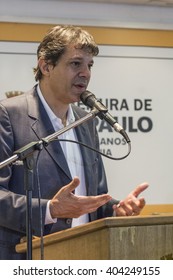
[33,25,99,81]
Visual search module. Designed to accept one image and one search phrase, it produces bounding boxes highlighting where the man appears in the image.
[0,25,148,259]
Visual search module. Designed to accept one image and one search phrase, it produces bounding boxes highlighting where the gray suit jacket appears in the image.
[0,86,116,259]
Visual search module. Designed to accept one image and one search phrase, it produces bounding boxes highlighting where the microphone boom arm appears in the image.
[0,108,99,169]
[42,108,99,145]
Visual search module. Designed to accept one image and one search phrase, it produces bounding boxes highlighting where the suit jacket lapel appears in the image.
[26,88,72,180]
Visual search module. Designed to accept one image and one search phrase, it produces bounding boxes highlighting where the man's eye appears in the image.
[71,61,80,67]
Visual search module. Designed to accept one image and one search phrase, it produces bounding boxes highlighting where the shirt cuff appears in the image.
[45,200,57,224]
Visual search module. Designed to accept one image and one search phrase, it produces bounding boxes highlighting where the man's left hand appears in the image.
[113,182,149,216]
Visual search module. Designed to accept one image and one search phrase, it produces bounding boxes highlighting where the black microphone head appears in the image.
[80,91,96,108]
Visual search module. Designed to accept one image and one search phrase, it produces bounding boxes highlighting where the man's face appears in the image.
[46,45,94,104]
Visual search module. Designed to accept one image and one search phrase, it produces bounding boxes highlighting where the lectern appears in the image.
[16,214,173,260]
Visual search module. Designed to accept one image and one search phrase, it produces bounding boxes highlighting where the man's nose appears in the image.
[78,65,91,79]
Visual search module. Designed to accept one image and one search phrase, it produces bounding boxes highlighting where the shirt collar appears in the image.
[37,84,75,126]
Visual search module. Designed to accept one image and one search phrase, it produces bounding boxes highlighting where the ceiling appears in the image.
[60,0,173,7]
[2,0,173,30]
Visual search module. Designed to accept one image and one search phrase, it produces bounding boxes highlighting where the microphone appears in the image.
[80,90,130,143]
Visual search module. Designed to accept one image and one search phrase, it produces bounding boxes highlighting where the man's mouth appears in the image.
[74,83,87,91]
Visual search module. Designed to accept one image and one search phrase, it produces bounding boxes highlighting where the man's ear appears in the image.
[38,58,51,76]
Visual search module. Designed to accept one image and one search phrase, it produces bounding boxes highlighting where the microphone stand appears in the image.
[0,108,99,260]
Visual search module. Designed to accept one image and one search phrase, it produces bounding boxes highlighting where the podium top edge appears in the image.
[16,214,173,253]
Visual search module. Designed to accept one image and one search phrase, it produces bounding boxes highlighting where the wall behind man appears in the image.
[0,0,173,204]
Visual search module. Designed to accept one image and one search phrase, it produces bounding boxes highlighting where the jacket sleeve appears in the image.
[0,103,47,237]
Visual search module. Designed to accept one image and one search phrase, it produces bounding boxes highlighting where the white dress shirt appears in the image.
[37,85,89,227]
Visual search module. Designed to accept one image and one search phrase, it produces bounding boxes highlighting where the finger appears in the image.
[73,194,112,216]
[79,194,112,209]
[131,182,149,198]
[76,194,112,216]
[65,176,80,193]
[119,201,134,216]
[128,200,144,215]
[113,204,127,216]
[60,194,112,217]
[92,194,112,207]
[138,197,146,209]
[120,197,146,216]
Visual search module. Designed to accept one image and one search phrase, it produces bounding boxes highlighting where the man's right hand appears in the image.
[49,177,112,219]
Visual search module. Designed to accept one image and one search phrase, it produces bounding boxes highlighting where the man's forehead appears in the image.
[64,45,94,60]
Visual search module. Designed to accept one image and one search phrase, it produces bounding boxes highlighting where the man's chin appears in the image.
[74,91,84,100]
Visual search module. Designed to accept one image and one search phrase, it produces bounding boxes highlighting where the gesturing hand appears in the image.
[113,182,149,216]
[50,176,112,219]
